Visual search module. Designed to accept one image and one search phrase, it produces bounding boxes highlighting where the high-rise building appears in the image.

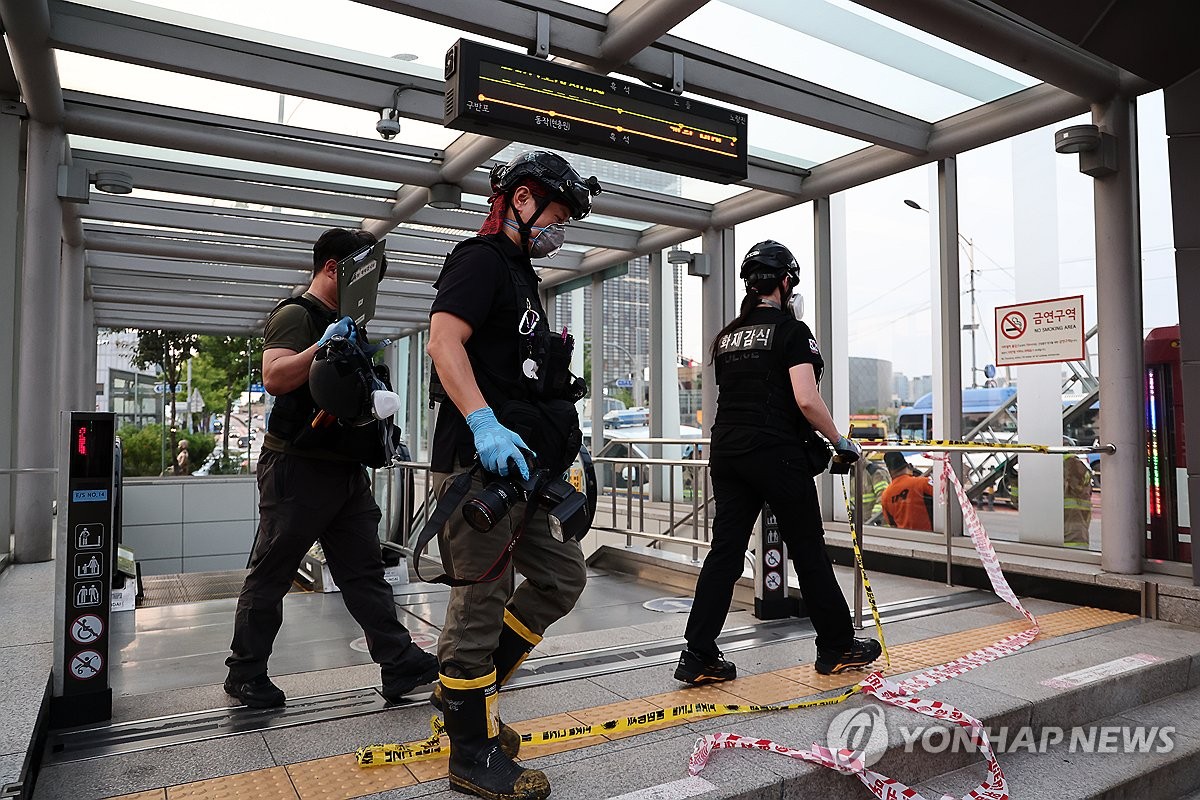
[848,356,893,414]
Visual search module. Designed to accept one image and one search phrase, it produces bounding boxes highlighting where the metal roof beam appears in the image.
[356,0,931,153]
[0,0,63,122]
[599,0,711,69]
[95,309,261,335]
[88,251,439,287]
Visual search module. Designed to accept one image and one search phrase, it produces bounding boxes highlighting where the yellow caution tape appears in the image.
[356,687,865,768]
[857,438,1050,453]
[840,476,891,669]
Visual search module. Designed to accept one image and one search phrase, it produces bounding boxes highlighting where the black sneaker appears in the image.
[224,674,285,708]
[381,647,440,704]
[814,638,882,675]
[673,649,737,685]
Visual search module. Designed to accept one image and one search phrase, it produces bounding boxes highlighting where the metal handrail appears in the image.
[0,468,58,474]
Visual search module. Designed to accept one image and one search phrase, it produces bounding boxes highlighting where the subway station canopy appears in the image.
[0,0,1177,339]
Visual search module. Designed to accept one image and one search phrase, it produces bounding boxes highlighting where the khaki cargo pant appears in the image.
[433,472,588,679]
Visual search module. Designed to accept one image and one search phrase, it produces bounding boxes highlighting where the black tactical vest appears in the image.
[266,295,338,444]
[713,306,813,438]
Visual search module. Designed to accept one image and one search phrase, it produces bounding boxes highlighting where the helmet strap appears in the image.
[508,190,557,254]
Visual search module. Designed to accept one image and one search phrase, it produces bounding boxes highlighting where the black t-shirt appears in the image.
[429,234,543,472]
[711,306,825,456]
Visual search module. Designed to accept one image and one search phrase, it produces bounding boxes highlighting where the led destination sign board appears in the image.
[444,38,748,183]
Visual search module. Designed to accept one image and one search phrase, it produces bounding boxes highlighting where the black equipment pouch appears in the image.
[794,432,833,477]
[496,398,581,475]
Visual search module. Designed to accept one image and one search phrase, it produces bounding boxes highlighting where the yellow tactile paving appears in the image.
[287,753,417,800]
[166,767,299,800]
[142,605,1139,800]
[714,671,809,705]
[401,750,449,783]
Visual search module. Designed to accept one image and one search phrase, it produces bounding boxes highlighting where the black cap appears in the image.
[884,452,909,474]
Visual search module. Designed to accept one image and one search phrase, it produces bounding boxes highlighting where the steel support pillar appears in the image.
[0,111,20,560]
[649,250,681,501]
[14,121,64,562]
[1093,98,1145,575]
[590,273,605,453]
[1166,71,1200,586]
[700,228,735,437]
[81,296,97,411]
[933,159,964,542]
[813,198,835,520]
[58,241,85,411]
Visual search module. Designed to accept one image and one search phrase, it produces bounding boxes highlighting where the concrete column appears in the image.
[0,111,20,560]
[1166,71,1200,586]
[408,331,425,460]
[934,159,964,539]
[1012,133,1065,545]
[58,241,85,411]
[570,288,585,420]
[14,121,64,562]
[81,297,97,411]
[649,250,681,501]
[1093,98,1145,575]
[700,228,735,437]
[589,274,605,452]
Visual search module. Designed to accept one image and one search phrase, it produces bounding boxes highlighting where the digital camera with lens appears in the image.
[462,459,590,543]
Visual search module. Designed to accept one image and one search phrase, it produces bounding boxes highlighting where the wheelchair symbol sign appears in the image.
[764,548,782,568]
[70,649,103,680]
[71,614,104,644]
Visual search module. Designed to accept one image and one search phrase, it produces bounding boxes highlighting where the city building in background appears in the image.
[849,356,893,414]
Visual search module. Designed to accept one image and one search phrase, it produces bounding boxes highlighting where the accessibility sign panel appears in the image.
[994,295,1085,367]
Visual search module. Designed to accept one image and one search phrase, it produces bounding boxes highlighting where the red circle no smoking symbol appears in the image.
[1001,311,1026,340]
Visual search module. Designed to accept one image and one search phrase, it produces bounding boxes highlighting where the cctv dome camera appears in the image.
[1054,124,1101,154]
[376,110,401,140]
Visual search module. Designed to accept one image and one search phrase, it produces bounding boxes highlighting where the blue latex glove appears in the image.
[465,407,533,480]
[317,316,356,348]
[834,435,862,462]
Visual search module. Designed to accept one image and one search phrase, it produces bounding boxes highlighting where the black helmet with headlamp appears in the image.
[490,151,603,259]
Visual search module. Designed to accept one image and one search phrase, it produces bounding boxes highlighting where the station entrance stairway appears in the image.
[4,551,1200,799]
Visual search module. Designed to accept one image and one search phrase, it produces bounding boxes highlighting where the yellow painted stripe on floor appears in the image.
[105,606,1136,800]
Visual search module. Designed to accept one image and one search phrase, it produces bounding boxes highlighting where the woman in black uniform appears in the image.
[675,240,881,683]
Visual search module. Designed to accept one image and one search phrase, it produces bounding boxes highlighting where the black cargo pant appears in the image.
[684,444,855,656]
[226,449,418,683]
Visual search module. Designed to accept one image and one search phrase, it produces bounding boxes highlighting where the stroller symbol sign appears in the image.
[70,650,103,680]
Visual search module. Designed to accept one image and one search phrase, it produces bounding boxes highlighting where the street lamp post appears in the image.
[904,200,982,388]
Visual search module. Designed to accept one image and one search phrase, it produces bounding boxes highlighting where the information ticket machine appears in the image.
[51,412,117,727]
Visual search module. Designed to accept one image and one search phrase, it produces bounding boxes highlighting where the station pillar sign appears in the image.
[52,412,116,727]
[754,504,802,620]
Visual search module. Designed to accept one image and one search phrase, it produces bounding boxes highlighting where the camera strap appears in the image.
[411,467,546,587]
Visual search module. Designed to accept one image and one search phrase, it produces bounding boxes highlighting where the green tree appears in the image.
[118,424,215,477]
[193,335,263,459]
[126,329,199,465]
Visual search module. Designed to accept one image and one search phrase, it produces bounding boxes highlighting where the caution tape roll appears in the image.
[689,455,1042,800]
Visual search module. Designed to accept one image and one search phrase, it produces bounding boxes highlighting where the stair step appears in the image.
[917,683,1200,800]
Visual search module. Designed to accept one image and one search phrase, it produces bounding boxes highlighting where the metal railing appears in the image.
[379,440,1115,627]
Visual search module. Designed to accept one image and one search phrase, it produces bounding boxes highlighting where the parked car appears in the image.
[585,425,704,489]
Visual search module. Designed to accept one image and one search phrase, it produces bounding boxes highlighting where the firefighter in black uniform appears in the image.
[426,151,601,800]
[675,240,882,684]
[224,228,438,708]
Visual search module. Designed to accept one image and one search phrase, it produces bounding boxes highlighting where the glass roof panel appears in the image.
[75,0,523,75]
[670,0,1039,122]
[55,51,461,150]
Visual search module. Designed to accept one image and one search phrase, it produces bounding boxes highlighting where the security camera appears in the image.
[1054,124,1101,154]
[376,109,401,140]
